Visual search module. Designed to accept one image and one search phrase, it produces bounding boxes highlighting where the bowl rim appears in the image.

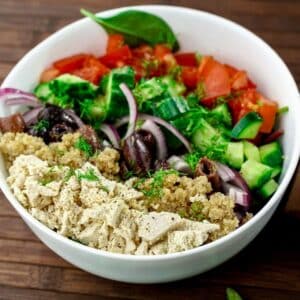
[1,4,300,261]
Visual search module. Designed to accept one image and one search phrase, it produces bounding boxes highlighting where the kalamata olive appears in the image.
[136,129,156,152]
[195,157,221,190]
[37,104,63,126]
[154,160,170,171]
[49,123,74,142]
[122,132,153,176]
[60,110,79,129]
[79,125,102,151]
[0,113,26,133]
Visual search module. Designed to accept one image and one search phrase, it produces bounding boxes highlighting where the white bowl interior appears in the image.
[0,5,299,282]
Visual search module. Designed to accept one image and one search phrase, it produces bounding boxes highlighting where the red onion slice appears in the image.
[100,124,121,149]
[167,155,193,176]
[64,109,84,127]
[5,97,41,107]
[22,106,43,126]
[223,182,250,209]
[141,120,167,160]
[119,83,138,140]
[115,114,192,152]
[0,88,37,98]
[215,162,236,182]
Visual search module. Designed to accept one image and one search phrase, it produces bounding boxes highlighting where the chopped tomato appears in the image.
[99,45,132,68]
[53,54,89,73]
[181,66,198,88]
[40,67,60,82]
[154,44,171,60]
[228,89,278,133]
[264,129,284,144]
[175,53,198,67]
[224,64,238,77]
[200,97,217,108]
[231,71,248,90]
[132,45,153,59]
[256,94,278,133]
[106,34,124,53]
[197,56,231,100]
[72,56,110,84]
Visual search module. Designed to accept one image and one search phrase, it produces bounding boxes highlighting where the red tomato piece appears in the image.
[224,64,238,77]
[198,56,231,99]
[40,67,60,82]
[99,45,132,68]
[72,56,110,84]
[175,53,198,67]
[106,34,124,53]
[132,45,153,59]
[231,71,248,90]
[181,66,198,88]
[256,94,278,133]
[53,54,89,73]
[154,44,172,60]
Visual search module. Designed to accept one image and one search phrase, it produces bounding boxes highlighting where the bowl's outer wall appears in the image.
[0,6,299,283]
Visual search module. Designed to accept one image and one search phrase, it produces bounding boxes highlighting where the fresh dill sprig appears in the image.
[63,168,76,182]
[134,169,179,199]
[77,168,99,181]
[33,119,50,133]
[74,136,94,157]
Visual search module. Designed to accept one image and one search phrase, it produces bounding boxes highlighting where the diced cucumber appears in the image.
[34,82,52,101]
[258,179,278,199]
[231,112,263,139]
[211,103,232,127]
[259,141,283,166]
[161,75,186,96]
[154,97,190,120]
[243,141,260,162]
[240,160,273,189]
[226,142,244,169]
[271,165,282,179]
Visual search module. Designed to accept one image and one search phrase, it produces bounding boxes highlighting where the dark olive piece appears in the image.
[154,160,170,171]
[37,104,63,126]
[195,157,221,191]
[79,125,102,151]
[27,125,50,144]
[49,123,73,142]
[0,113,26,133]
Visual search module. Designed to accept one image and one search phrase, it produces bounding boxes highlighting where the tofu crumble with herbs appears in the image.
[0,9,286,255]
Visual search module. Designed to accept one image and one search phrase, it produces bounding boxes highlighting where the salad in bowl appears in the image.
[0,9,289,257]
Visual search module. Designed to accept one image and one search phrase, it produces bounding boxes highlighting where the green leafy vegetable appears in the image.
[226,288,243,300]
[81,9,179,51]
[184,149,203,171]
[74,136,94,157]
[63,168,76,182]
[277,106,289,115]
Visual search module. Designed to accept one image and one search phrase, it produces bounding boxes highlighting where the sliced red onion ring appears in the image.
[141,120,167,160]
[0,88,37,98]
[223,182,250,209]
[4,97,41,107]
[22,106,43,126]
[115,114,192,152]
[167,155,193,176]
[64,109,84,127]
[119,83,138,140]
[215,162,236,182]
[100,124,121,149]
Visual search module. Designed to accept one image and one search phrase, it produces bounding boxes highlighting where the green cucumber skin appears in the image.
[231,112,263,139]
[259,141,283,166]
[258,179,278,199]
[240,159,273,190]
[271,165,282,179]
[243,141,261,162]
[226,142,244,169]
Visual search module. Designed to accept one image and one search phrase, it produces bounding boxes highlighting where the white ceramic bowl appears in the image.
[1,5,300,284]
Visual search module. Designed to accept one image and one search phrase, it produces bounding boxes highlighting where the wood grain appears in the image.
[0,0,299,299]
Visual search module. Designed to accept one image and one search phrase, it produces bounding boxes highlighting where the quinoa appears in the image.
[0,132,120,177]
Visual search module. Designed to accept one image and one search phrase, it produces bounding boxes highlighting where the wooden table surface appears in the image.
[1,0,300,299]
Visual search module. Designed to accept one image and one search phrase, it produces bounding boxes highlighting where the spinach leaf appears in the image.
[81,9,179,51]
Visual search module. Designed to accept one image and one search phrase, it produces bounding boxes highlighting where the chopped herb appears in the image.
[33,119,49,133]
[135,169,179,199]
[123,170,135,180]
[196,82,206,99]
[39,177,54,186]
[277,106,289,115]
[97,182,109,193]
[184,150,203,171]
[63,168,76,182]
[74,136,94,157]
[142,59,159,77]
[77,168,99,181]
[168,65,182,79]
[226,288,243,300]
